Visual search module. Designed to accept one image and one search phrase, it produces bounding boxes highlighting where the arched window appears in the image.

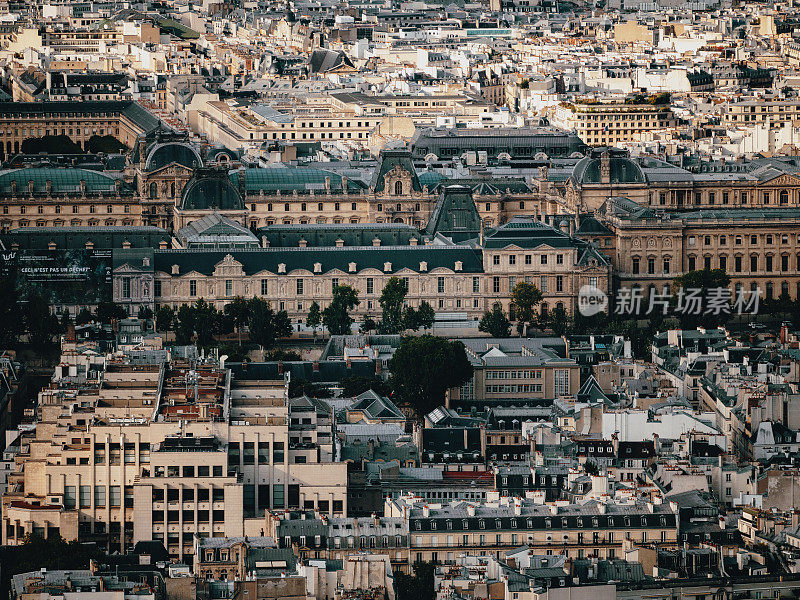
[395,180,403,195]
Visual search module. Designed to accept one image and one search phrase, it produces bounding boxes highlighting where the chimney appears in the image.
[600,151,611,185]
[375,361,382,375]
[312,360,319,372]
[238,167,246,196]
[277,361,284,374]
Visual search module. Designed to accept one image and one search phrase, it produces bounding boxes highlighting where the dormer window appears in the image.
[278,263,286,274]
[383,262,392,272]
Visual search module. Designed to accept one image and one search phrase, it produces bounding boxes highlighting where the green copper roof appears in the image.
[0,168,125,195]
[572,155,646,185]
[150,245,484,276]
[145,142,203,171]
[370,150,422,193]
[425,186,482,242]
[181,169,244,211]
[258,223,422,247]
[232,167,365,195]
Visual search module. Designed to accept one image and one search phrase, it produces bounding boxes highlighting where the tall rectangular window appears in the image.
[273,442,284,463]
[154,280,161,297]
[556,276,563,292]
[64,486,76,509]
[122,277,131,299]
[296,279,304,295]
[225,279,232,296]
[189,280,197,297]
[366,278,373,295]
[473,277,480,293]
[243,442,255,465]
[554,369,570,397]
[540,276,548,293]
[110,486,121,507]
[273,484,285,509]
[438,277,445,294]
[261,279,268,295]
[493,277,500,293]
[79,485,91,508]
[258,442,270,463]
[95,486,106,507]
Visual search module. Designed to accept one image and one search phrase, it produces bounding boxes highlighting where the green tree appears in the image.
[25,294,60,348]
[85,134,126,154]
[0,278,23,347]
[360,316,377,334]
[21,134,83,154]
[75,308,94,325]
[402,306,419,331]
[59,311,72,332]
[174,304,196,345]
[379,277,408,334]
[154,305,175,332]
[479,302,511,337]
[274,309,293,339]
[224,296,251,345]
[416,300,436,331]
[137,306,154,321]
[192,299,220,347]
[323,284,359,335]
[511,281,543,335]
[248,297,277,349]
[0,534,103,600]
[306,300,322,340]
[549,304,571,336]
[95,301,127,323]
[341,375,391,397]
[394,562,437,600]
[389,335,473,417]
[672,268,731,329]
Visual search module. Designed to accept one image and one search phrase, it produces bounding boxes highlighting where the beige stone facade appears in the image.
[1,352,348,562]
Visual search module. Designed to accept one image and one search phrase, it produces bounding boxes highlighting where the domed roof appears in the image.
[180,169,244,211]
[571,154,646,185]
[145,142,203,172]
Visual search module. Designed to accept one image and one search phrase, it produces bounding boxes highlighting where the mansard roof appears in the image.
[370,150,422,194]
[151,244,483,277]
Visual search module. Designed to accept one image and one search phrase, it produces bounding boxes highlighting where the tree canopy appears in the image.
[389,335,473,417]
[511,281,543,334]
[306,301,322,337]
[479,302,511,337]
[248,297,291,349]
[379,277,408,334]
[323,284,359,335]
[672,268,731,329]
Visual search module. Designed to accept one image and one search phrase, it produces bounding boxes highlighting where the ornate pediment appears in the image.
[761,173,800,187]
[114,262,149,274]
[213,254,244,276]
